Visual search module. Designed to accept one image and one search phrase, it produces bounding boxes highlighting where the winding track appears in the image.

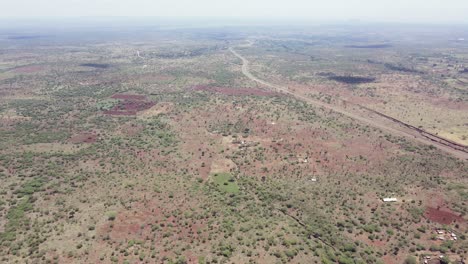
[229,47,468,160]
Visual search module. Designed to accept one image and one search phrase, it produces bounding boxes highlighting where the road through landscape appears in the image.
[229,46,468,160]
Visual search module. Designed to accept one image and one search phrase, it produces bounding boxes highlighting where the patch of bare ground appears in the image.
[382,255,398,264]
[425,207,464,225]
[137,102,173,118]
[103,94,156,116]
[423,192,465,224]
[69,132,98,143]
[209,157,237,175]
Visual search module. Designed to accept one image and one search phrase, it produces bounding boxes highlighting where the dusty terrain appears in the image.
[0,24,466,264]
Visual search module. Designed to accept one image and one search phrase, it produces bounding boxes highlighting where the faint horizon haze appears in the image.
[1,0,468,24]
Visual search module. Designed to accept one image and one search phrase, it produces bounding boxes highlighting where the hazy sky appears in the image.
[2,0,468,23]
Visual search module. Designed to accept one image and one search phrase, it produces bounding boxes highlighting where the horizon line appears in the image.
[1,16,468,26]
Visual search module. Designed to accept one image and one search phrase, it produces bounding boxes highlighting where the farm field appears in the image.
[0,23,467,264]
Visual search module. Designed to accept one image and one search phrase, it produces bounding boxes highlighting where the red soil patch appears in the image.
[193,85,278,96]
[382,255,397,264]
[12,65,44,73]
[104,94,155,116]
[425,207,464,225]
[69,133,97,143]
[98,200,207,246]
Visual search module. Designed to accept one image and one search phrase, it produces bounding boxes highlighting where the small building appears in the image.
[422,255,441,264]
[382,197,397,202]
[451,233,457,240]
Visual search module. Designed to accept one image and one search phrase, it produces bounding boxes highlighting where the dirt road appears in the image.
[229,47,468,160]
[136,50,144,59]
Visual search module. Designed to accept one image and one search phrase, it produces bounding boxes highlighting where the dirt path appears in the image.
[229,47,468,160]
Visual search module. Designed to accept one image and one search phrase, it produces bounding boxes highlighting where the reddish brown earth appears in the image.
[92,199,208,263]
[382,255,397,264]
[104,94,155,116]
[12,65,44,73]
[193,85,278,96]
[69,133,97,143]
[425,207,464,224]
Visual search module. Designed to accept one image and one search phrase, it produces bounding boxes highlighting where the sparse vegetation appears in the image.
[0,23,466,264]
